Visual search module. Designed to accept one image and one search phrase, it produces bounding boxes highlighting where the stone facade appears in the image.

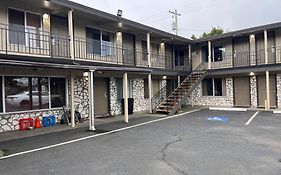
[109,78,122,116]
[250,76,258,107]
[276,74,281,108]
[0,109,63,132]
[73,76,89,119]
[132,79,149,112]
[192,77,234,106]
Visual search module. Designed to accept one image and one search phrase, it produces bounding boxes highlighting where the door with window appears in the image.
[234,77,250,107]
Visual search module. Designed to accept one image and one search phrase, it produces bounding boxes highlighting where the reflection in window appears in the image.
[50,78,66,108]
[5,77,30,112]
[214,46,225,62]
[8,9,25,45]
[202,78,225,96]
[32,78,49,110]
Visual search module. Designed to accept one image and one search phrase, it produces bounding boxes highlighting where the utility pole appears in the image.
[169,10,181,35]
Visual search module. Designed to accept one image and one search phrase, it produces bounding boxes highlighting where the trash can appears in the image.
[121,98,134,115]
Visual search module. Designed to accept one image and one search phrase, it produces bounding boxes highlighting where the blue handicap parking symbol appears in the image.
[207,116,229,123]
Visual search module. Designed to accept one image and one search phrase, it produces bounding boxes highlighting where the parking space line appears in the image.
[0,109,201,160]
[245,111,259,126]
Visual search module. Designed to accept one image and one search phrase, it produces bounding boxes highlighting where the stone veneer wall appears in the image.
[109,78,122,116]
[192,77,234,106]
[276,74,281,107]
[250,76,258,107]
[132,79,149,112]
[0,109,63,132]
[73,76,89,119]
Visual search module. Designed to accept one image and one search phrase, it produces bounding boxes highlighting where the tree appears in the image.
[191,26,224,40]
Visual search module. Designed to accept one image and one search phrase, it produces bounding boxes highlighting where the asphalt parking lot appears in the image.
[0,109,280,175]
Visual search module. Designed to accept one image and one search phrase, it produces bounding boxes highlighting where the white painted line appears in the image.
[273,110,281,114]
[209,107,247,112]
[245,111,259,126]
[0,109,201,160]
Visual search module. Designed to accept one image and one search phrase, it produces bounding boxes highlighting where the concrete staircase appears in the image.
[154,69,206,115]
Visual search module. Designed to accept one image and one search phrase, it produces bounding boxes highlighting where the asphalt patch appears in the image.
[279,159,281,163]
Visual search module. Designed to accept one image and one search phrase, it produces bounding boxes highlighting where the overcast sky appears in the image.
[71,0,281,39]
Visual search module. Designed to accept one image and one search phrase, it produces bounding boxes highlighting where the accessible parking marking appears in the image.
[0,109,201,160]
[245,111,259,126]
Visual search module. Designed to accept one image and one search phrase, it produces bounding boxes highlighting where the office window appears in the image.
[214,46,225,62]
[31,78,49,110]
[50,78,66,108]
[202,78,225,96]
[8,9,25,45]
[0,77,3,113]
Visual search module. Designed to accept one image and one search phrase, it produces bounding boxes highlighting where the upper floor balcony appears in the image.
[0,23,191,71]
[203,47,281,70]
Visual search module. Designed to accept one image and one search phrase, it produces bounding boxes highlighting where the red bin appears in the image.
[19,118,34,131]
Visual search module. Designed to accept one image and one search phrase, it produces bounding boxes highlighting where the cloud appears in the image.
[70,0,281,39]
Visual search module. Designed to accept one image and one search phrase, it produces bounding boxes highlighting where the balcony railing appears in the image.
[204,47,281,70]
[0,23,191,71]
[0,23,70,58]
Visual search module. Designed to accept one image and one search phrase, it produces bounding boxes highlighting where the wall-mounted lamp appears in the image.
[43,13,49,20]
[163,75,167,80]
[83,72,89,77]
[250,34,255,40]
[249,72,255,76]
[117,9,123,18]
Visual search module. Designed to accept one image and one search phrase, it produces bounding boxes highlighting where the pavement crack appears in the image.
[161,136,188,175]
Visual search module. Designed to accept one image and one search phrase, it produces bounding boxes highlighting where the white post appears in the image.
[264,30,268,64]
[147,33,151,67]
[178,75,181,85]
[188,44,192,70]
[68,10,75,60]
[266,71,270,110]
[70,72,75,127]
[208,40,212,69]
[88,71,95,131]
[123,73,129,123]
[148,74,152,113]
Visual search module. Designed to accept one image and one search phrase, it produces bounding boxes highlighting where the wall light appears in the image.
[249,72,255,76]
[43,13,49,20]
[163,76,167,80]
[83,72,89,77]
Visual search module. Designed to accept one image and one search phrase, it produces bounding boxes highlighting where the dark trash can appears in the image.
[121,98,134,115]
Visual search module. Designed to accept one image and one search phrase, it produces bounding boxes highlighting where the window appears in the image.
[8,9,25,45]
[214,46,225,62]
[202,78,225,96]
[144,79,149,99]
[5,77,48,112]
[8,9,41,46]
[50,78,66,108]
[175,49,185,67]
[86,27,113,56]
[116,78,123,101]
[142,41,148,61]
[201,45,209,62]
[0,77,3,113]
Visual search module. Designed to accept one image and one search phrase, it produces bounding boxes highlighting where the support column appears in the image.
[178,75,181,85]
[188,44,192,70]
[266,71,270,110]
[264,30,270,110]
[147,33,151,67]
[68,10,75,60]
[264,30,268,64]
[88,71,95,131]
[70,72,75,127]
[123,73,129,123]
[116,31,123,64]
[208,40,212,69]
[148,74,152,113]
